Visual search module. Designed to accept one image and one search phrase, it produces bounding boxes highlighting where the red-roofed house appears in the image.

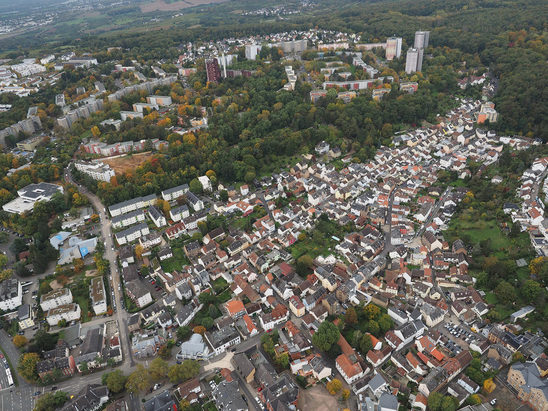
[225,299,246,318]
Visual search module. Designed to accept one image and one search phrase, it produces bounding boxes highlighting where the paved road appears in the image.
[65,167,134,370]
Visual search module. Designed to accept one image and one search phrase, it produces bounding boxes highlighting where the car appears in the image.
[34,391,41,396]
[151,281,155,285]
[51,386,57,391]
[255,396,260,404]
[490,399,497,405]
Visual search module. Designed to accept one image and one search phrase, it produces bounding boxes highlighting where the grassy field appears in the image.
[160,247,190,273]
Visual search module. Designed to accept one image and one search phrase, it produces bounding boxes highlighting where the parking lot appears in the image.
[439,321,478,352]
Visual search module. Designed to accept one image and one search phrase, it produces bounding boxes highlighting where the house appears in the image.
[125,280,152,308]
[205,326,241,356]
[212,380,247,411]
[176,378,202,405]
[289,295,305,317]
[507,362,548,411]
[225,299,246,318]
[143,390,177,411]
[59,384,109,411]
[233,353,255,383]
[148,206,167,227]
[161,184,189,201]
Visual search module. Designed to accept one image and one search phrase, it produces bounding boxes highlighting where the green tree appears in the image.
[312,321,340,352]
[126,364,151,393]
[103,370,127,393]
[495,280,517,305]
[359,333,373,354]
[177,326,192,341]
[149,358,168,380]
[296,255,313,276]
[521,280,542,301]
[33,391,68,411]
[167,360,200,384]
[189,178,203,194]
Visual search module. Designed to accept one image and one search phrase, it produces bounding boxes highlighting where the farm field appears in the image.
[140,0,229,13]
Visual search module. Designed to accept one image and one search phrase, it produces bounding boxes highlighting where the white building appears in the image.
[161,184,189,201]
[148,205,167,227]
[2,183,64,215]
[0,279,22,311]
[40,288,73,311]
[46,303,81,326]
[405,48,422,74]
[115,223,150,245]
[197,175,212,191]
[90,277,107,315]
[245,44,262,61]
[74,161,115,182]
[111,209,146,229]
[204,326,240,356]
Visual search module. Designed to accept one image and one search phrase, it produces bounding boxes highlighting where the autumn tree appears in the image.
[342,389,350,400]
[363,304,381,320]
[193,326,206,335]
[18,352,40,382]
[13,335,27,348]
[326,378,342,395]
[344,307,357,326]
[73,258,84,273]
[91,126,101,138]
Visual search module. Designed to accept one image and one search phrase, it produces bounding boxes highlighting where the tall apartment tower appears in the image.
[385,37,402,60]
[245,44,262,61]
[205,58,221,83]
[414,31,430,49]
[405,48,421,74]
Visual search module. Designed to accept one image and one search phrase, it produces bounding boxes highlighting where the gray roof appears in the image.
[144,390,176,411]
[213,380,247,411]
[378,393,398,410]
[161,184,189,196]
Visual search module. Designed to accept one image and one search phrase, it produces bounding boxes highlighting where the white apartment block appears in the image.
[114,223,150,245]
[46,303,81,326]
[0,279,22,311]
[40,288,73,311]
[90,277,107,315]
[111,209,146,229]
[74,161,115,182]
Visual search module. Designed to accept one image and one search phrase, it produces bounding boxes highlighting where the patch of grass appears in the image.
[74,296,90,322]
[160,247,190,273]
[484,292,498,305]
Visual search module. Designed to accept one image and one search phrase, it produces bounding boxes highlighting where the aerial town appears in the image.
[0,1,546,410]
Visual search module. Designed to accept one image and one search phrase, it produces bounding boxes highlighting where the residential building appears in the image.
[205,326,241,356]
[17,304,34,330]
[205,59,222,83]
[46,303,81,326]
[143,390,177,411]
[507,362,548,411]
[385,37,402,60]
[161,184,189,201]
[148,205,167,227]
[40,288,73,311]
[414,31,430,49]
[0,278,22,311]
[245,44,262,60]
[74,161,115,182]
[90,277,107,315]
[405,48,422,74]
[59,384,109,411]
[125,280,153,308]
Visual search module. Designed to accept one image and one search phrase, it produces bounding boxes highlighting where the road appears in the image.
[0,330,37,411]
[64,167,134,370]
